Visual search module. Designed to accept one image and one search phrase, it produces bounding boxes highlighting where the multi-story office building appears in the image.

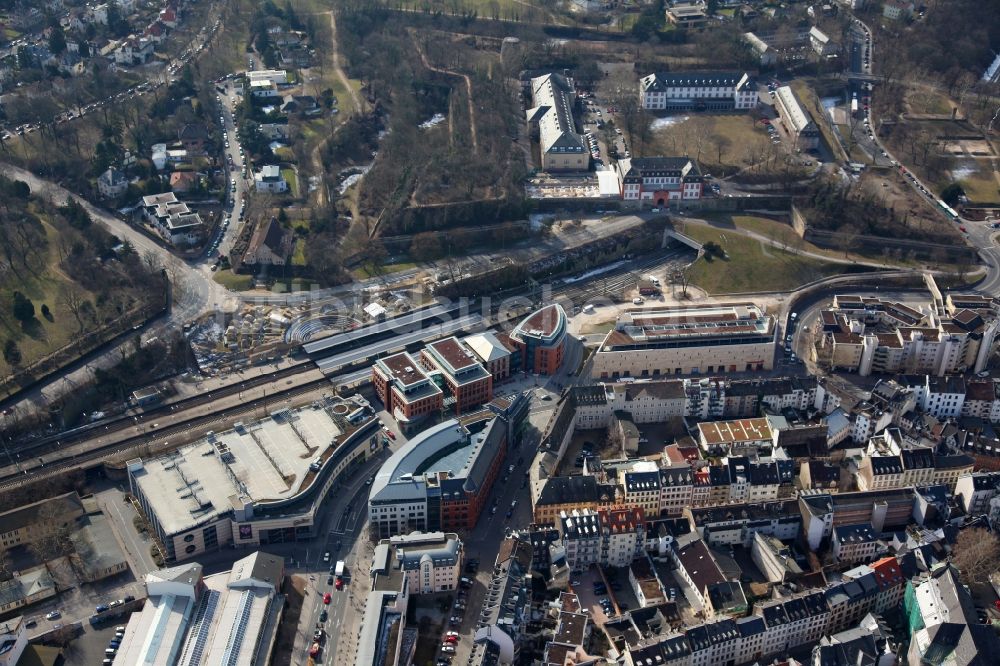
[509,304,567,375]
[369,408,518,539]
[420,336,494,415]
[593,303,776,379]
[639,71,758,111]
[372,351,444,422]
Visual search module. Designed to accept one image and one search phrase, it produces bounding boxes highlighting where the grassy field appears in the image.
[955,170,1000,203]
[580,318,617,335]
[281,168,299,198]
[649,115,774,175]
[213,270,254,291]
[906,88,954,116]
[291,238,307,266]
[350,261,419,280]
[681,223,847,294]
[0,218,100,376]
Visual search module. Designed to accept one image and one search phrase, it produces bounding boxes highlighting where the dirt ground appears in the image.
[273,575,307,666]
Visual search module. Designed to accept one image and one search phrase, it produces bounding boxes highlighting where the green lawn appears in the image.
[650,115,781,176]
[0,218,100,378]
[958,173,1000,204]
[682,224,847,294]
[213,270,253,291]
[906,88,953,116]
[281,168,299,198]
[350,261,419,280]
[291,238,307,266]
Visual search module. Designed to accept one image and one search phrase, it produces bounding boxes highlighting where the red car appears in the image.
[335,577,344,590]
[323,593,332,605]
[445,635,458,643]
[383,427,396,440]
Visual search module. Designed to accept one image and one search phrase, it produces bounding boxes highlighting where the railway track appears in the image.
[552,248,692,304]
[0,376,332,491]
[0,248,690,490]
[5,362,311,459]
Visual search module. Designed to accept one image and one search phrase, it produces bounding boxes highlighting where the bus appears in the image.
[938,201,959,220]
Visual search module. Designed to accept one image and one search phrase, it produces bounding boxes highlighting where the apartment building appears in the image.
[533,476,608,524]
[774,86,820,150]
[685,500,801,548]
[377,532,463,594]
[622,468,661,517]
[599,507,645,567]
[623,562,905,666]
[899,374,967,419]
[832,523,880,563]
[639,71,757,112]
[955,471,1000,514]
[474,537,533,664]
[140,192,204,245]
[858,431,973,491]
[616,157,704,203]
[659,464,695,516]
[960,379,1000,422]
[560,510,601,572]
[672,536,725,608]
[593,303,776,380]
[559,506,645,571]
[821,294,1000,377]
[526,73,588,172]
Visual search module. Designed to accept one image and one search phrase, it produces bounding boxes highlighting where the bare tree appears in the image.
[28,500,76,563]
[951,527,1000,583]
[58,285,91,334]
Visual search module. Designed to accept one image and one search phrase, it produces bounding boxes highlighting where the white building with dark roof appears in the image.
[616,157,703,203]
[774,86,820,151]
[526,73,588,172]
[639,71,757,111]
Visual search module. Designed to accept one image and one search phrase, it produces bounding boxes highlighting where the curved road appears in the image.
[850,13,1000,295]
[0,163,237,418]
